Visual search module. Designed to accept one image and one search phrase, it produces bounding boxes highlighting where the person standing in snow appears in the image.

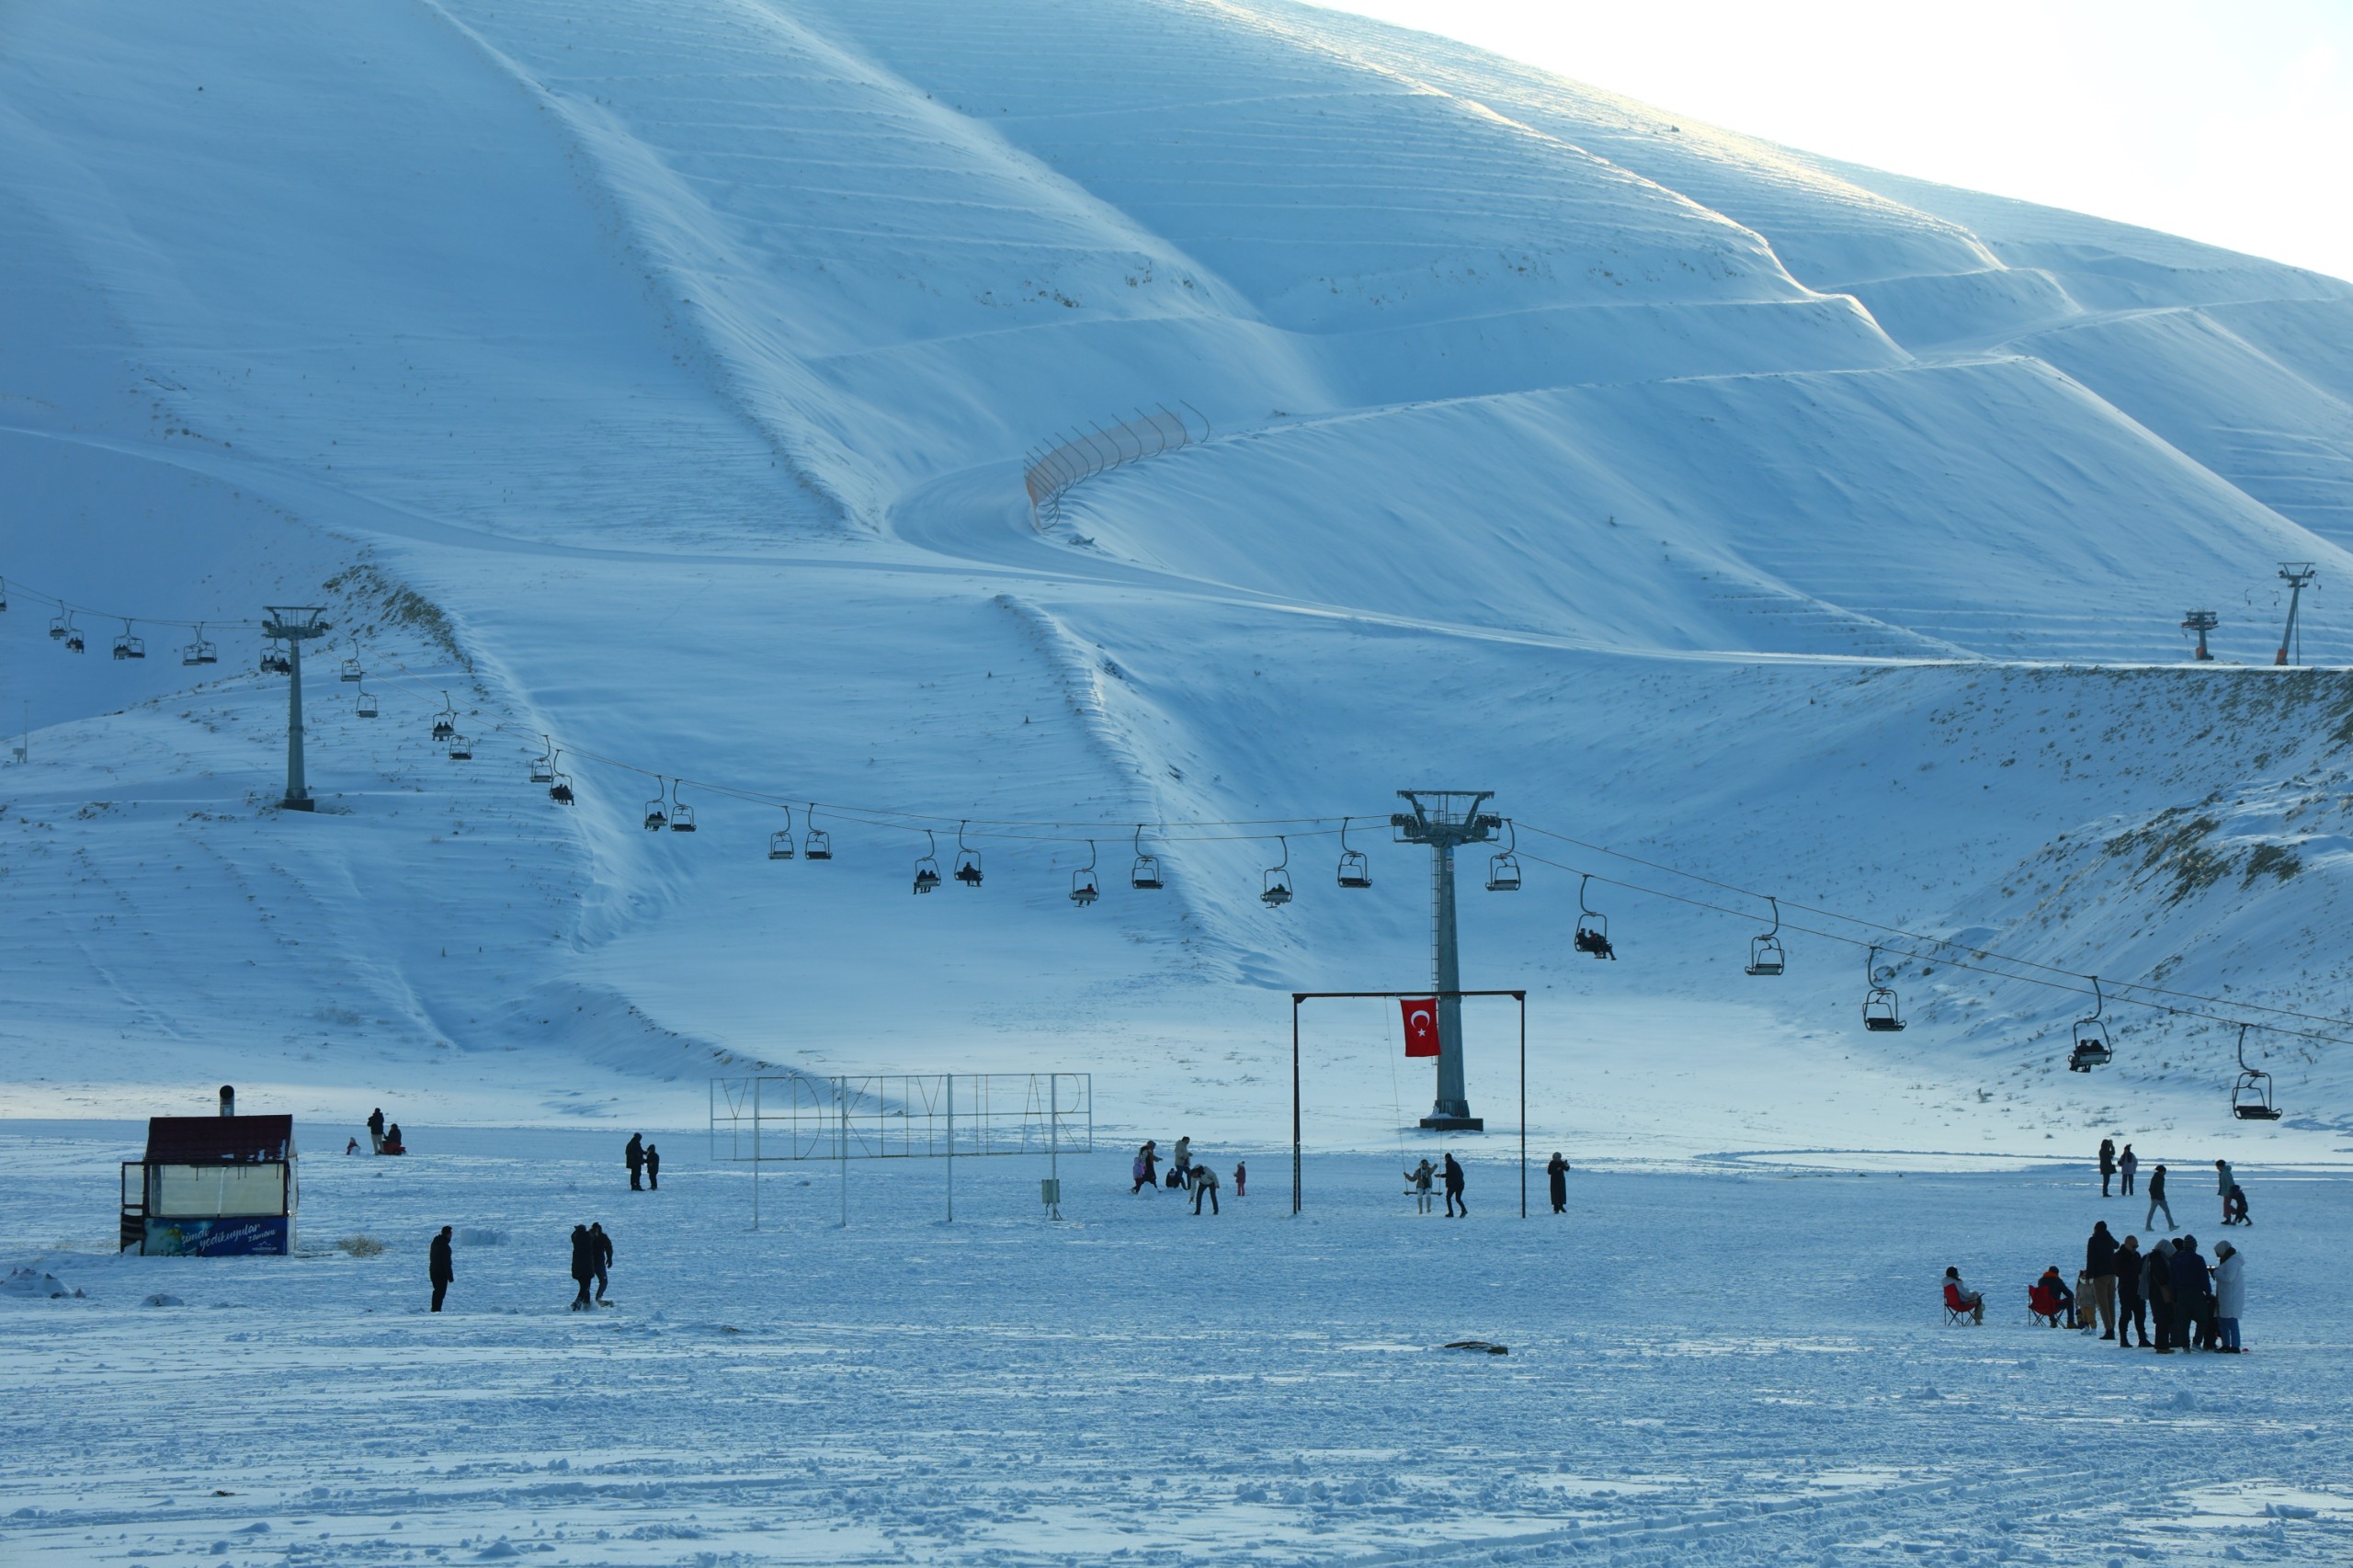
[643,1143,661,1191]
[429,1225,454,1313]
[2211,1242,2245,1352]
[568,1224,596,1311]
[2144,1238,2177,1353]
[1545,1153,1569,1215]
[2085,1221,2120,1340]
[1405,1158,1435,1215]
[2114,1234,2150,1347]
[1441,1153,1467,1218]
[1131,1142,1158,1195]
[2213,1159,2236,1224]
[589,1222,613,1303]
[1190,1161,1221,1216]
[2097,1139,2117,1197]
[2118,1144,2138,1196]
[369,1107,387,1154]
[2171,1234,2213,1350]
[1172,1136,1192,1190]
[1233,1161,1245,1199]
[625,1133,645,1192]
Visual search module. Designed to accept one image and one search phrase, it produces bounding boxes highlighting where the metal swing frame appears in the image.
[1131,824,1164,890]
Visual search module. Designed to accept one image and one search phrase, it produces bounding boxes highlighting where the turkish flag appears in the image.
[1400,997,1441,1057]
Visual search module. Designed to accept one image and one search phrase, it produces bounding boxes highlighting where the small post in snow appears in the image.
[945,1073,954,1224]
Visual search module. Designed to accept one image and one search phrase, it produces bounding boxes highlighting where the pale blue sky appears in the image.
[1324,0,2352,283]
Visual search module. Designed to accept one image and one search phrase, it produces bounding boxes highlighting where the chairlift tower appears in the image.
[1391,790,1501,1131]
[2274,564,2315,666]
[261,606,330,811]
[2180,609,2218,662]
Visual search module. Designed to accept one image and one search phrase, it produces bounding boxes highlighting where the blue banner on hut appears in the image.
[120,1087,298,1256]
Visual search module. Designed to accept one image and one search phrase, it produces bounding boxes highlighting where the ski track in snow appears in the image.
[6,1130,2353,1566]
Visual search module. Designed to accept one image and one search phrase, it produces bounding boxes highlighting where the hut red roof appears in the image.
[143,1115,295,1164]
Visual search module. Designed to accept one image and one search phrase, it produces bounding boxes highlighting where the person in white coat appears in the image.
[2211,1242,2245,1353]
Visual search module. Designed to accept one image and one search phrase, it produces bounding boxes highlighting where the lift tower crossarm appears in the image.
[1391,790,1501,1131]
[261,606,331,812]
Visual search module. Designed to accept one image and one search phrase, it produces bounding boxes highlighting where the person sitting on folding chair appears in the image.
[2029,1267,2074,1327]
[1942,1267,1984,1324]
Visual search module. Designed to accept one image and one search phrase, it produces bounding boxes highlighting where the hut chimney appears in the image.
[219,1085,235,1118]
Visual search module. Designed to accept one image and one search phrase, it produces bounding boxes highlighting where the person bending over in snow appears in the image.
[1191,1161,1221,1215]
[1441,1153,1467,1218]
[1405,1159,1435,1214]
[346,1136,362,1156]
[2225,1185,2251,1226]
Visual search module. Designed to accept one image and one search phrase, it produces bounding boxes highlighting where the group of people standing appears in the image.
[2086,1221,2246,1352]
[1130,1138,1238,1213]
[2098,1141,2254,1231]
[346,1107,406,1156]
[624,1133,662,1191]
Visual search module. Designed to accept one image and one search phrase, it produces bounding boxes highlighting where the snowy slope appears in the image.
[3,0,2351,1156]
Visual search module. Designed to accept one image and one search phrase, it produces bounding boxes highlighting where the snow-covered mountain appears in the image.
[5,0,2350,1153]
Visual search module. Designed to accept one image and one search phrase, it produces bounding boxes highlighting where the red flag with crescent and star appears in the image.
[1400,997,1440,1057]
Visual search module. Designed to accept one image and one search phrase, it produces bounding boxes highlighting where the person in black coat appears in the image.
[589,1222,613,1303]
[1441,1153,1467,1218]
[369,1107,389,1155]
[2144,1238,2177,1353]
[2097,1138,2116,1198]
[1545,1153,1569,1215]
[429,1225,454,1313]
[625,1133,645,1191]
[2144,1164,2173,1232]
[568,1224,596,1311]
[2085,1221,2120,1339]
[644,1144,661,1190]
[2170,1236,2212,1350]
[2113,1234,2149,1347]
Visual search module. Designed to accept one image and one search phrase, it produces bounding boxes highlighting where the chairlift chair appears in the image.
[1862,946,1905,1032]
[112,621,146,660]
[1573,873,1615,960]
[340,657,363,683]
[63,617,86,654]
[0,577,7,612]
[803,803,832,860]
[953,822,983,886]
[2066,976,2112,1071]
[1071,841,1100,906]
[1745,897,1786,977]
[913,829,943,894]
[548,754,574,806]
[1261,836,1294,907]
[48,613,69,641]
[1131,824,1164,890]
[2230,1024,2281,1121]
[447,734,472,761]
[642,778,668,832]
[430,692,456,743]
[356,688,380,719]
[1336,817,1372,890]
[1485,819,1521,892]
[667,780,696,832]
[529,736,555,785]
[182,626,219,666]
[769,809,796,860]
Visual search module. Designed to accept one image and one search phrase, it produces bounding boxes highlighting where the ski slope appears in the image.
[3,0,2351,1156]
